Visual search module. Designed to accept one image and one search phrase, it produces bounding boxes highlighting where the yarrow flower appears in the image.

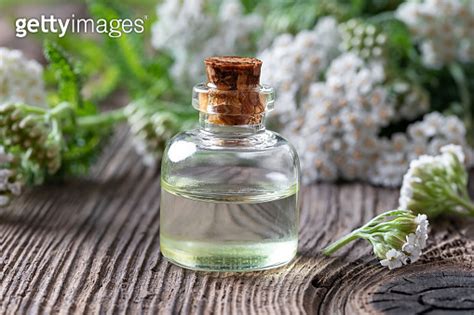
[0,102,63,206]
[151,0,262,85]
[0,47,46,107]
[0,146,23,206]
[259,17,341,119]
[323,210,429,270]
[396,0,474,67]
[372,112,474,187]
[0,103,61,174]
[282,52,393,183]
[125,101,185,166]
[399,144,474,218]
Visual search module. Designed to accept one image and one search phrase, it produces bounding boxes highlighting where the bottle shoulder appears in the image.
[162,128,300,175]
[161,128,301,197]
[166,128,296,152]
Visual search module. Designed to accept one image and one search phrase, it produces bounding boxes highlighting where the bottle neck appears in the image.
[199,113,266,135]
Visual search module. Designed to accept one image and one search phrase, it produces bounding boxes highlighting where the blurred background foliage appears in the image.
[0,0,472,137]
[0,0,472,187]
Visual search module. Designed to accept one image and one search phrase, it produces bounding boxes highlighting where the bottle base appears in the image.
[160,236,297,272]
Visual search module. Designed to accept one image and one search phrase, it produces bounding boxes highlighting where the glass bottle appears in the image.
[160,56,300,271]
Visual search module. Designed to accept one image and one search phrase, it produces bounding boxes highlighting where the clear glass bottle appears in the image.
[160,56,300,271]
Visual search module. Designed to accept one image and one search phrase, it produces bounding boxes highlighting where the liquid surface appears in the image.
[160,185,299,271]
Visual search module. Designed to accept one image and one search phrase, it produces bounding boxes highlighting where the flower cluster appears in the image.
[396,0,474,68]
[372,112,473,187]
[283,53,393,183]
[0,48,46,107]
[0,103,62,175]
[0,102,63,206]
[399,144,474,218]
[151,0,262,85]
[323,210,429,270]
[379,213,429,269]
[125,101,182,166]
[258,17,341,119]
[0,103,61,174]
[0,146,22,206]
[339,19,387,60]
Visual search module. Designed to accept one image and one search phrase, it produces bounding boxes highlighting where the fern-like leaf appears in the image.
[44,40,83,110]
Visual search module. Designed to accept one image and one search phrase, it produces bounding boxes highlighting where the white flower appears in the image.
[402,233,421,263]
[0,145,24,206]
[440,144,465,163]
[371,136,410,187]
[401,215,429,263]
[399,144,474,218]
[259,17,341,118]
[415,214,429,230]
[151,0,263,85]
[396,0,474,67]
[0,47,46,107]
[380,213,428,269]
[372,112,473,187]
[380,249,405,270]
[324,210,429,270]
[0,103,62,174]
[282,52,393,183]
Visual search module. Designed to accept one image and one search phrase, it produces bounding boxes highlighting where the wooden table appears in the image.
[0,128,473,314]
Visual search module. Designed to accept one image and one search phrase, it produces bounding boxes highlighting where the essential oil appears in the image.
[160,56,300,271]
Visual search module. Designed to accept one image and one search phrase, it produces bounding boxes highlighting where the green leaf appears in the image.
[43,40,83,110]
[87,0,151,89]
[55,36,121,102]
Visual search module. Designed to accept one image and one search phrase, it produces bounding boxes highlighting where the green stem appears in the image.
[368,11,395,24]
[76,108,126,129]
[322,230,361,256]
[449,62,473,146]
[49,102,75,120]
[18,104,46,115]
[448,192,474,216]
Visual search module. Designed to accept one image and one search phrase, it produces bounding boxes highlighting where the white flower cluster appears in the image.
[396,0,474,68]
[372,112,473,187]
[398,144,474,217]
[283,53,393,183]
[0,103,62,175]
[0,47,46,107]
[258,17,341,118]
[380,214,429,269]
[151,0,262,85]
[0,146,22,206]
[399,154,438,211]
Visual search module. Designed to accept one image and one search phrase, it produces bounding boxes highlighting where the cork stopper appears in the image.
[198,56,266,125]
[205,56,262,90]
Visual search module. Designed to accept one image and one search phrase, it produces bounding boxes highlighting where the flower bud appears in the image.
[399,145,474,218]
[324,210,429,270]
[126,101,181,166]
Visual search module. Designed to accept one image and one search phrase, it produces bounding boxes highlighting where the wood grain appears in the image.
[0,128,473,314]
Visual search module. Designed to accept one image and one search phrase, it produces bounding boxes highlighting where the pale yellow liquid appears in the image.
[160,185,298,271]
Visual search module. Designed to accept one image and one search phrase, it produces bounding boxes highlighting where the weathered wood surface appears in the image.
[0,128,473,315]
